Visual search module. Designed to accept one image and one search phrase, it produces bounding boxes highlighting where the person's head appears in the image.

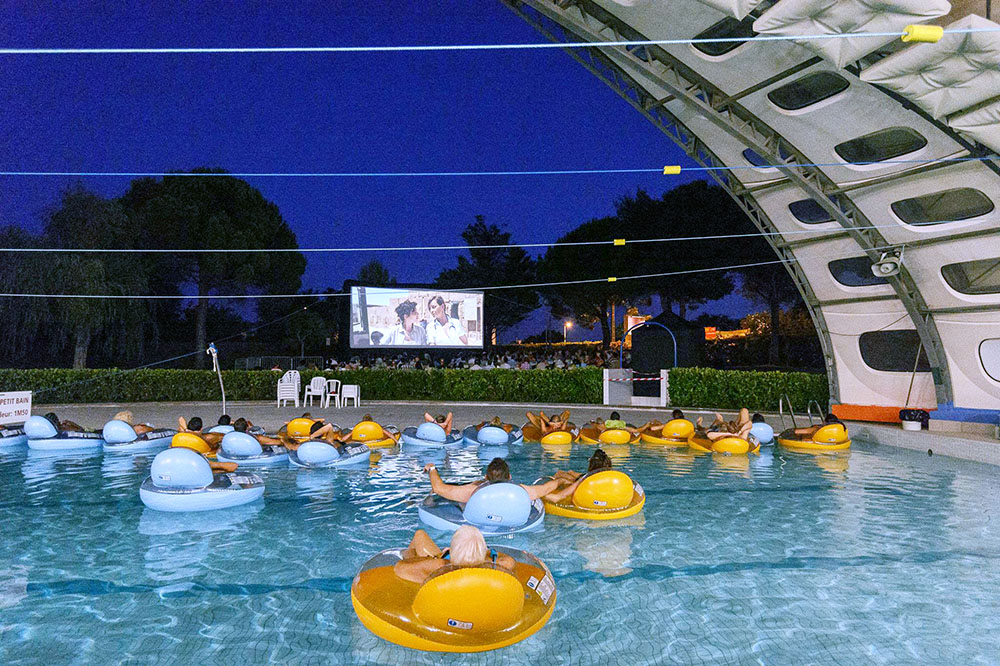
[671,409,684,420]
[301,413,313,419]
[824,413,841,424]
[609,411,620,421]
[449,525,488,567]
[489,416,503,427]
[310,421,325,435]
[187,417,203,432]
[435,414,447,424]
[371,331,383,345]
[395,300,418,326]
[233,418,249,432]
[363,413,373,422]
[218,415,231,426]
[112,410,135,425]
[751,413,765,424]
[485,457,511,482]
[587,448,613,473]
[44,412,60,428]
[429,295,447,318]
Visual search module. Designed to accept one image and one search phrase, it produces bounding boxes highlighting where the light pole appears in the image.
[564,321,572,343]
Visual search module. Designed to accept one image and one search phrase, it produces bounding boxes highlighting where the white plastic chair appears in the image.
[340,384,360,407]
[277,371,301,407]
[324,379,342,409]
[303,376,327,406]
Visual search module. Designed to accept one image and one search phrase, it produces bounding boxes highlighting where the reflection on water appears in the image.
[3,436,1000,665]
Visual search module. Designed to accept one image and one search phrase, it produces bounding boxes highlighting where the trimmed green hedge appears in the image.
[667,367,829,412]
[0,366,828,410]
[0,368,604,405]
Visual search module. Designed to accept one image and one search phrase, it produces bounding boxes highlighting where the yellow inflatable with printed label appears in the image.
[342,420,399,449]
[777,423,851,452]
[579,423,640,445]
[351,547,556,652]
[688,435,760,455]
[543,470,645,521]
[285,417,318,440]
[640,418,694,445]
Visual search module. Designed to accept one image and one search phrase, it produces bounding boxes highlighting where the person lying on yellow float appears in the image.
[543,449,613,502]
[635,409,689,436]
[695,408,753,442]
[394,526,516,584]
[424,458,561,503]
[793,412,845,438]
[525,409,572,436]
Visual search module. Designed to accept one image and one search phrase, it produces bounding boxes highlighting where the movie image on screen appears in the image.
[350,287,484,348]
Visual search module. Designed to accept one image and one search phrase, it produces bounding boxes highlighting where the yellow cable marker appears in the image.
[902,25,943,43]
[662,165,681,175]
[607,276,617,282]
[613,238,625,246]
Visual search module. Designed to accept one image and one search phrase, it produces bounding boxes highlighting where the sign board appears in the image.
[0,391,31,426]
[704,326,718,340]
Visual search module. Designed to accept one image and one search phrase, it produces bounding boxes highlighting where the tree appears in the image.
[44,185,153,368]
[434,216,538,343]
[119,170,306,366]
[739,267,801,365]
[0,226,52,367]
[288,309,328,357]
[357,259,397,287]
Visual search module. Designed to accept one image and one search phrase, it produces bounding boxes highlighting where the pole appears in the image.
[207,343,226,416]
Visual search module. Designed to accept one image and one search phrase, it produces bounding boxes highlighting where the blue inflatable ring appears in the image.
[216,431,289,466]
[139,447,264,512]
[418,482,545,536]
[287,440,371,468]
[461,424,524,446]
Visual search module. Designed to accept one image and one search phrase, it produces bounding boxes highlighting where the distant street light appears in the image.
[564,320,572,343]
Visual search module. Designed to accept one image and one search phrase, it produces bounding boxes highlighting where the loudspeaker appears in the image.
[871,250,902,278]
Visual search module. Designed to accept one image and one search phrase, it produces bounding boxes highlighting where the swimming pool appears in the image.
[2,438,998,664]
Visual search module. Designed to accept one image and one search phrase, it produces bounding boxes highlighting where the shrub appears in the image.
[667,367,828,412]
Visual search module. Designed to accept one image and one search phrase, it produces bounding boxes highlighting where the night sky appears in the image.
[1,1,755,341]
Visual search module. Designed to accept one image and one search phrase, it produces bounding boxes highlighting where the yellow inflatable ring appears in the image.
[777,424,851,452]
[688,435,759,455]
[345,421,398,449]
[171,432,211,455]
[520,422,578,444]
[540,430,574,445]
[640,418,694,445]
[352,547,556,652]
[578,425,640,445]
[286,417,315,440]
[543,470,645,521]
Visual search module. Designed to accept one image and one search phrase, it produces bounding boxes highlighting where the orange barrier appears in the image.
[831,404,933,424]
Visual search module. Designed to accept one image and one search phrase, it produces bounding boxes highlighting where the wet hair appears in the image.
[363,414,373,422]
[609,411,620,420]
[489,416,503,427]
[113,410,135,425]
[44,412,60,429]
[218,415,231,426]
[671,409,684,420]
[300,413,313,419]
[310,421,324,435]
[450,525,488,567]
[233,418,249,432]
[187,417,203,432]
[395,300,417,323]
[751,413,765,423]
[824,413,842,424]
[485,457,511,482]
[587,449,613,473]
[435,414,447,423]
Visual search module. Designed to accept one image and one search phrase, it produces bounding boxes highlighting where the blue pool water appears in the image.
[2,439,999,664]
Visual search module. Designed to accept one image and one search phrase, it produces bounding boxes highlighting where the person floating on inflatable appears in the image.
[176,416,226,451]
[424,458,560,504]
[544,448,613,503]
[636,409,688,436]
[696,408,753,442]
[525,410,572,437]
[173,416,238,472]
[474,416,515,434]
[393,525,516,584]
[111,410,157,436]
[794,413,844,438]
[423,411,454,434]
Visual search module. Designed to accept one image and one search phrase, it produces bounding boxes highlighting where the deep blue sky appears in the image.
[0,1,755,340]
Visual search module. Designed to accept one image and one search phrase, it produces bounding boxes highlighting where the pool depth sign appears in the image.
[0,391,31,426]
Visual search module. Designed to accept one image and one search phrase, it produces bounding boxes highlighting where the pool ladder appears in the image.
[778,395,826,431]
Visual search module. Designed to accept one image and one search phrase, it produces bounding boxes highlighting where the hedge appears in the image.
[0,368,604,405]
[667,367,829,412]
[0,366,828,410]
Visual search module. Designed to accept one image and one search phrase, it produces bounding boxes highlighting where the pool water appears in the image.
[2,438,999,665]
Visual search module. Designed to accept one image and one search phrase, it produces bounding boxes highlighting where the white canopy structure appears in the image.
[503,0,1000,423]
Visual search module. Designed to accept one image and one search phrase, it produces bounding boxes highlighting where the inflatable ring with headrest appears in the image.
[208,424,235,434]
[401,422,463,448]
[520,422,578,445]
[352,546,556,652]
[0,425,28,448]
[215,431,289,466]
[171,431,216,458]
[688,435,760,455]
[461,424,524,446]
[749,422,775,446]
[542,470,645,520]
[24,415,104,451]
[340,421,399,449]
[139,447,265,512]
[578,424,640,445]
[640,418,694,445]
[418,482,544,536]
[777,424,851,451]
[287,439,371,468]
[285,417,318,440]
[102,419,176,452]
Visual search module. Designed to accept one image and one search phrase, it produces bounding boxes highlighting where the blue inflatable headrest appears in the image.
[221,431,263,457]
[477,425,509,445]
[150,447,213,489]
[102,419,138,444]
[415,422,447,443]
[24,415,58,439]
[463,482,531,527]
[209,424,235,434]
[297,440,338,464]
[749,422,775,445]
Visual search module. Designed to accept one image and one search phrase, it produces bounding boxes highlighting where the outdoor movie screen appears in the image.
[350,286,484,348]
